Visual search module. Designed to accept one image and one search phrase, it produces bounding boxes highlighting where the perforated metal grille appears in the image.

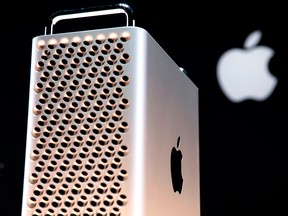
[26,30,131,216]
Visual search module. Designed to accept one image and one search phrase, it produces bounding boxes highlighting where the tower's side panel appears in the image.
[141,30,200,216]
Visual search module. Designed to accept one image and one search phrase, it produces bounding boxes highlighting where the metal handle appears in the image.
[46,3,134,35]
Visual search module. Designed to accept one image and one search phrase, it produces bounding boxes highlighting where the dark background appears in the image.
[1,1,287,215]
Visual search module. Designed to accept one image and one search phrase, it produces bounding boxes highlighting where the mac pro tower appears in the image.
[21,4,200,216]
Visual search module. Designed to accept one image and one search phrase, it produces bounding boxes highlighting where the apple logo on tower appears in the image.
[170,136,183,194]
[216,30,278,103]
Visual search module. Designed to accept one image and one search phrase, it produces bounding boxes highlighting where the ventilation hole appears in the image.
[77,46,86,56]
[100,87,111,98]
[71,183,82,195]
[112,87,123,98]
[110,182,121,194]
[99,111,110,122]
[59,184,69,196]
[77,195,88,207]
[70,152,79,160]
[112,110,123,122]
[36,39,47,50]
[114,43,124,53]
[98,134,109,146]
[29,173,38,184]
[66,173,76,183]
[47,160,58,172]
[107,32,118,42]
[113,65,124,76]
[37,120,45,126]
[90,195,101,207]
[27,197,37,208]
[95,34,106,44]
[54,148,65,160]
[35,161,45,172]
[119,121,129,133]
[55,125,65,136]
[64,196,75,207]
[119,98,129,109]
[65,50,74,59]
[58,208,68,216]
[94,77,103,88]
[120,75,130,86]
[82,35,93,45]
[105,146,115,158]
[120,53,130,64]
[95,55,105,66]
[84,183,95,195]
[116,194,128,207]
[59,160,70,171]
[104,169,115,181]
[118,145,129,157]
[34,184,44,196]
[91,170,102,182]
[40,115,48,121]
[42,149,52,160]
[73,139,84,148]
[104,100,115,111]
[92,123,103,134]
[117,169,128,181]
[84,208,94,216]
[36,60,45,71]
[78,171,89,182]
[111,135,122,145]
[100,66,111,77]
[71,36,81,46]
[96,207,107,216]
[53,172,63,184]
[81,101,91,113]
[47,39,57,49]
[71,208,80,216]
[110,207,121,216]
[98,158,108,170]
[46,187,56,196]
[33,105,42,116]
[107,54,117,65]
[51,196,62,207]
[34,82,44,93]
[59,38,69,48]
[120,31,131,42]
[79,147,90,159]
[39,196,49,208]
[102,43,111,54]
[85,135,96,146]
[111,157,122,169]
[32,127,41,138]
[89,45,99,56]
[40,92,49,101]
[58,80,67,91]
[36,143,45,150]
[113,132,121,142]
[92,146,102,158]
[103,194,114,206]
[75,91,85,102]
[62,114,72,125]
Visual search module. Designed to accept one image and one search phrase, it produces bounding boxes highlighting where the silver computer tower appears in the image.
[21,4,200,216]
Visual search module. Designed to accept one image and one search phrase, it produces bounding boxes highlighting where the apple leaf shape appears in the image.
[244,30,262,49]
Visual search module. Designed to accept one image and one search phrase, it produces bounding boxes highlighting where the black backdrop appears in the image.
[1,1,287,215]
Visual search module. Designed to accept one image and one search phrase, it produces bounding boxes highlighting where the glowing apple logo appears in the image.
[216,30,278,102]
[170,136,183,194]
